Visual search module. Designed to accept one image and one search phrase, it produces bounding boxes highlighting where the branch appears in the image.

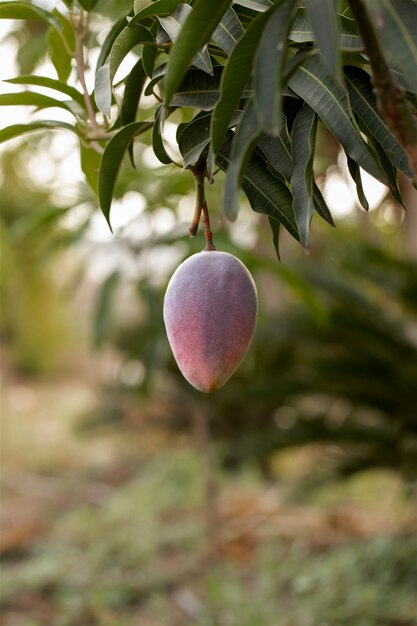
[189,156,216,250]
[348,0,417,180]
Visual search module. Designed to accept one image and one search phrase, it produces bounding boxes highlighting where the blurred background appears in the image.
[1,9,417,626]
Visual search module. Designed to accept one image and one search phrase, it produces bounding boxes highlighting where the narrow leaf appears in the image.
[153,106,173,164]
[212,7,244,54]
[0,2,61,29]
[5,76,85,108]
[98,121,153,228]
[345,65,414,180]
[312,182,335,226]
[232,0,272,11]
[290,8,363,51]
[130,0,183,23]
[257,124,293,180]
[347,156,369,211]
[268,216,281,260]
[211,1,283,155]
[93,271,120,348]
[80,142,102,194]
[305,0,341,79]
[253,0,297,134]
[96,14,129,72]
[366,0,417,92]
[163,0,232,105]
[121,59,147,125]
[170,66,238,111]
[223,100,262,220]
[0,92,83,117]
[290,103,317,246]
[0,121,77,144]
[288,53,387,184]
[158,4,213,75]
[47,27,72,81]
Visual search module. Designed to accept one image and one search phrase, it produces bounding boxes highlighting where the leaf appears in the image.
[257,124,293,180]
[130,0,183,23]
[141,26,158,77]
[290,103,317,246]
[253,0,297,135]
[95,24,153,115]
[80,142,102,194]
[177,109,242,167]
[223,100,262,220]
[312,182,335,226]
[98,121,153,228]
[121,59,147,125]
[344,65,414,180]
[366,0,417,93]
[0,120,77,144]
[93,271,120,348]
[288,53,387,184]
[347,155,369,211]
[158,4,213,75]
[290,8,363,51]
[163,0,232,105]
[305,0,341,79]
[268,216,281,260]
[153,106,173,164]
[96,14,130,72]
[232,0,272,11]
[211,1,284,155]
[78,0,99,10]
[144,62,168,95]
[5,76,85,109]
[211,7,244,54]
[0,2,61,29]
[217,136,300,241]
[0,92,84,117]
[170,66,241,111]
[47,27,72,81]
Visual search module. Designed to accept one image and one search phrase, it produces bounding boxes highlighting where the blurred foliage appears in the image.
[0,449,416,626]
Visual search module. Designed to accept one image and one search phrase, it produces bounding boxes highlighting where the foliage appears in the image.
[1,0,416,252]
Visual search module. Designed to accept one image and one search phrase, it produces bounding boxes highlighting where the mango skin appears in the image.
[163,251,258,393]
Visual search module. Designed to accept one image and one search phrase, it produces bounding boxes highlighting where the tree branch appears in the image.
[348,0,417,180]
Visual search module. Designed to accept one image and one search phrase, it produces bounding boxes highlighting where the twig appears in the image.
[189,156,216,250]
[71,10,101,133]
[348,0,417,179]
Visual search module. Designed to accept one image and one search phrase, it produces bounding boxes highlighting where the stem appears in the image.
[72,11,101,133]
[189,156,216,249]
[348,0,417,179]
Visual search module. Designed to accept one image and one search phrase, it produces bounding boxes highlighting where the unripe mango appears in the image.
[163,250,258,393]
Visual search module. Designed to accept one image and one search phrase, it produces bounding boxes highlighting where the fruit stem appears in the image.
[189,157,216,250]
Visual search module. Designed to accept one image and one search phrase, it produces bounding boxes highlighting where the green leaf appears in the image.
[211,7,244,54]
[153,106,173,164]
[347,155,369,211]
[93,271,120,348]
[78,0,99,10]
[253,0,297,135]
[0,2,61,29]
[290,103,317,246]
[130,0,183,23]
[96,14,130,72]
[312,182,335,226]
[5,76,85,109]
[290,8,363,51]
[121,59,147,125]
[158,4,213,75]
[95,24,154,116]
[344,65,414,180]
[223,100,262,220]
[288,53,387,184]
[268,216,281,260]
[366,0,417,93]
[80,142,102,194]
[305,0,341,79]
[163,0,232,105]
[211,1,283,155]
[0,120,77,144]
[144,62,167,95]
[232,0,272,11]
[0,92,83,117]
[47,27,72,82]
[98,121,153,228]
[217,136,300,241]
[170,66,240,111]
[177,109,242,167]
[142,25,158,77]
[257,124,293,180]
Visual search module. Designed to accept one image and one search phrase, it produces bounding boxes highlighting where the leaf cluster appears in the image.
[0,0,416,250]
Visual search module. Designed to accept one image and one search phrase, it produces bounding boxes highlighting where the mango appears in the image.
[163,250,258,393]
